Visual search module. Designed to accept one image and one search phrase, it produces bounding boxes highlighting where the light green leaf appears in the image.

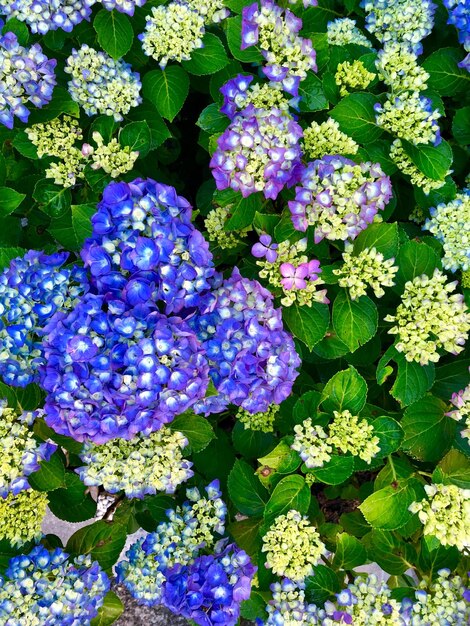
[283,303,330,350]
[330,93,383,143]
[264,475,311,526]
[169,412,215,453]
[91,591,124,626]
[182,33,229,75]
[332,291,378,353]
[321,366,368,414]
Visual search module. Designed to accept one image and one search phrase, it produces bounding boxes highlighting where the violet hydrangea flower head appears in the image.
[0,546,110,624]
[443,0,470,55]
[189,268,301,415]
[0,401,57,498]
[0,32,56,129]
[288,156,392,241]
[0,250,88,387]
[251,234,278,263]
[101,0,145,15]
[162,541,256,626]
[210,105,303,200]
[65,44,142,121]
[41,293,210,443]
[0,0,96,34]
[81,178,215,314]
[241,0,316,95]
[220,74,298,120]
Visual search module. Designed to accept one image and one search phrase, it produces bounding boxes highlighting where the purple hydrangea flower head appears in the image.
[0,545,110,624]
[289,156,392,241]
[459,52,470,71]
[444,0,470,53]
[81,179,215,314]
[0,32,56,128]
[0,250,88,387]
[101,0,146,15]
[189,268,301,415]
[1,0,96,34]
[241,0,316,95]
[251,234,278,263]
[162,542,256,626]
[41,293,210,443]
[210,105,303,200]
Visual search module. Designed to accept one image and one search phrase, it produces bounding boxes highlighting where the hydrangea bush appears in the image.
[0,0,469,624]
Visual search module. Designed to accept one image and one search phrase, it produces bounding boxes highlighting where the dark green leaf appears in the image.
[264,475,311,526]
[283,303,330,350]
[228,459,269,516]
[304,565,341,605]
[332,532,367,570]
[67,520,127,570]
[332,291,378,352]
[90,591,124,626]
[298,73,328,112]
[27,451,66,491]
[48,473,97,522]
[452,106,470,145]
[372,416,403,456]
[402,140,453,181]
[119,121,151,157]
[359,481,418,530]
[422,48,470,96]
[311,455,355,485]
[169,412,215,453]
[0,187,26,216]
[363,530,416,575]
[330,93,383,143]
[197,103,230,134]
[394,239,439,287]
[33,180,71,218]
[225,193,263,230]
[142,67,190,122]
[321,366,368,414]
[226,16,263,63]
[232,422,275,459]
[352,222,399,258]
[390,356,435,407]
[182,33,229,75]
[93,10,133,59]
[227,517,262,558]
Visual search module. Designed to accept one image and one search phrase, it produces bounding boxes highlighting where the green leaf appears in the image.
[169,412,215,453]
[0,247,26,270]
[332,532,367,570]
[311,455,355,485]
[402,140,453,181]
[0,187,25,216]
[304,565,341,605]
[48,204,98,250]
[119,121,151,157]
[225,193,263,231]
[359,481,418,530]
[227,517,262,558]
[390,356,435,407]
[298,73,328,112]
[12,131,38,159]
[131,103,171,150]
[182,33,229,75]
[33,180,71,218]
[48,473,97,522]
[257,440,301,474]
[394,239,439,287]
[28,87,79,124]
[228,459,269,516]
[401,395,456,462]
[27,451,66,491]
[240,591,268,622]
[422,48,470,97]
[321,366,368,414]
[433,449,470,489]
[90,591,124,626]
[352,222,399,258]
[283,303,329,350]
[433,359,470,399]
[93,9,133,59]
[363,530,416,575]
[226,16,263,63]
[264,475,311,526]
[417,535,460,577]
[2,18,29,45]
[142,67,190,122]
[330,93,383,143]
[232,422,275,459]
[372,416,403,456]
[66,520,127,570]
[197,103,230,134]
[332,291,378,353]
[452,106,470,145]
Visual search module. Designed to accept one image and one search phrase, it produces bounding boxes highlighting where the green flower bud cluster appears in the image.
[257,238,328,307]
[376,43,429,94]
[88,132,139,178]
[140,3,205,69]
[0,489,48,547]
[261,509,326,581]
[385,269,470,365]
[328,410,380,464]
[335,60,376,97]
[326,18,372,48]
[375,91,441,146]
[204,206,250,249]
[185,0,229,23]
[390,139,448,194]
[291,418,333,468]
[78,427,193,499]
[405,569,470,624]
[424,192,470,272]
[302,118,359,161]
[409,483,470,551]
[333,245,398,300]
[235,81,291,113]
[237,403,279,432]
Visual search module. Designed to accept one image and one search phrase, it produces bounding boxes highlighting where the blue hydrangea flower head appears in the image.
[81,178,215,314]
[0,249,88,386]
[41,293,210,443]
[1,0,96,34]
[0,545,110,624]
[444,0,470,52]
[101,0,146,15]
[190,268,301,415]
[0,32,56,128]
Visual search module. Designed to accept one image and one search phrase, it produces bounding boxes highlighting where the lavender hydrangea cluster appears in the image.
[41,293,210,443]
[241,0,316,95]
[0,401,56,497]
[0,250,88,387]
[0,0,96,34]
[65,44,142,121]
[81,179,215,314]
[444,0,470,70]
[0,32,56,129]
[288,156,392,241]
[101,0,145,15]
[220,74,296,120]
[210,105,303,200]
[189,268,301,415]
[0,546,110,624]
